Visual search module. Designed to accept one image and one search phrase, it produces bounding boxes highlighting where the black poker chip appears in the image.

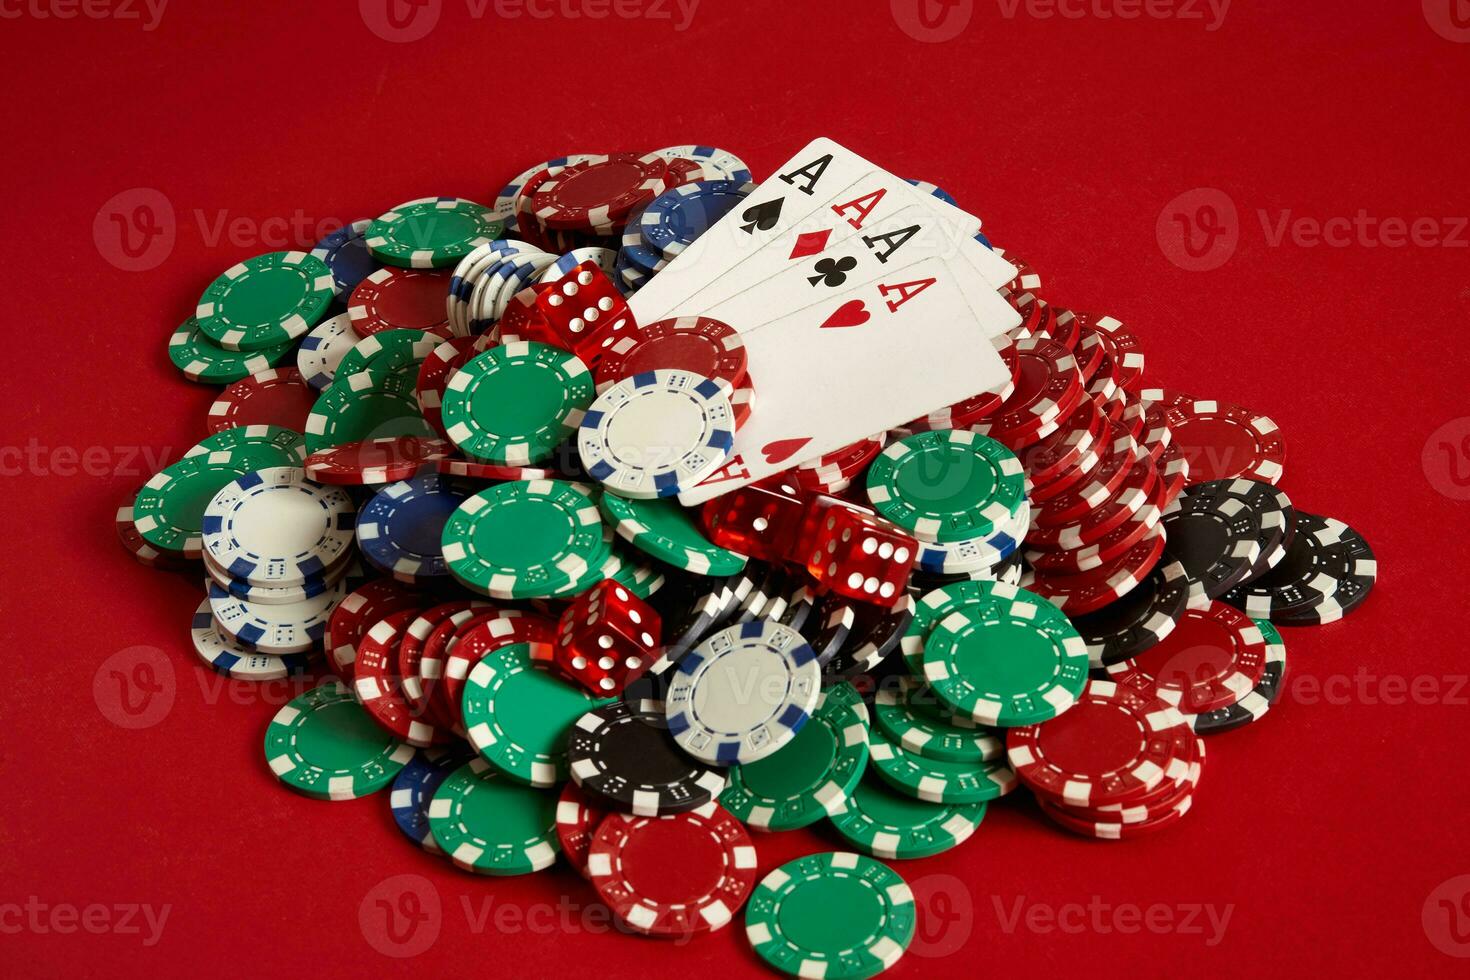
[1190,621,1288,733]
[565,700,726,816]
[777,581,817,633]
[1068,557,1190,667]
[1190,478,1296,581]
[1160,485,1263,598]
[807,593,857,666]
[1220,511,1376,622]
[823,594,917,680]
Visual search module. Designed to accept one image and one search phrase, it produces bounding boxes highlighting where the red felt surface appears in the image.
[5,1,1468,976]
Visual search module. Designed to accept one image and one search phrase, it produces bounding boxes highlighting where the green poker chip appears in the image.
[185,424,305,468]
[873,677,1005,763]
[720,688,870,831]
[334,328,439,381]
[829,773,987,860]
[440,341,594,466]
[366,197,504,269]
[920,582,1089,727]
[168,315,294,384]
[608,545,666,599]
[866,727,1017,804]
[745,851,916,980]
[865,430,1025,543]
[821,681,871,726]
[442,479,610,599]
[303,364,435,452]
[901,579,995,674]
[263,682,413,800]
[427,757,560,874]
[132,448,260,552]
[460,641,614,787]
[196,250,335,351]
[598,493,747,576]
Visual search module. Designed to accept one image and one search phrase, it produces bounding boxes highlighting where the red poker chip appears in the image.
[1001,253,1042,295]
[1139,400,1172,460]
[495,284,554,345]
[1061,733,1203,823]
[352,608,450,746]
[729,374,755,429]
[1075,313,1144,391]
[326,578,430,678]
[970,337,1082,440]
[1139,388,1285,486]
[1117,395,1145,441]
[1098,382,1128,426]
[1155,442,1190,506]
[439,613,556,729]
[348,267,453,338]
[594,316,747,395]
[1032,428,1138,528]
[415,336,480,439]
[116,494,197,568]
[1046,308,1081,351]
[587,802,756,937]
[662,157,708,186]
[532,153,670,231]
[206,367,316,434]
[1006,679,1194,808]
[1074,328,1105,381]
[435,457,557,482]
[1021,524,1170,615]
[398,600,492,726]
[1028,471,1167,573]
[557,781,609,879]
[1011,292,1052,337]
[1017,397,1105,486]
[1087,351,1121,404]
[419,607,506,731]
[304,435,453,485]
[1028,432,1106,503]
[793,433,886,488]
[1039,783,1195,839]
[1026,447,1158,551]
[1106,600,1269,714]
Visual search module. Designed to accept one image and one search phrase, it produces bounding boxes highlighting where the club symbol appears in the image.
[809,256,857,288]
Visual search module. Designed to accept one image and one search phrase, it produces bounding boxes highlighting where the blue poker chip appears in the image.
[612,250,648,295]
[390,746,477,851]
[913,502,1029,575]
[355,472,470,583]
[905,177,959,208]
[618,198,669,273]
[311,219,379,298]
[974,231,994,250]
[638,180,754,257]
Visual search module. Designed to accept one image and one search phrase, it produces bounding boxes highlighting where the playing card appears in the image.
[675,256,1011,504]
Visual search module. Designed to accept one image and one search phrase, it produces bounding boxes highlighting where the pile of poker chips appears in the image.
[125,145,1377,979]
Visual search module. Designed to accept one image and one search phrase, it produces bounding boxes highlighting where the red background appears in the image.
[5,1,1468,976]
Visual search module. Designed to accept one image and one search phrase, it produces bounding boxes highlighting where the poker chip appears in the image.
[196,250,335,351]
[133,448,262,553]
[1005,679,1193,807]
[971,337,1082,439]
[555,781,608,878]
[169,315,293,384]
[1107,600,1268,714]
[1068,555,1190,667]
[532,152,669,230]
[865,430,1025,543]
[433,611,553,726]
[719,687,870,831]
[209,577,343,654]
[352,609,445,745]
[807,594,857,665]
[325,577,427,676]
[589,801,757,937]
[666,621,821,766]
[1038,785,1194,840]
[568,700,726,816]
[1160,484,1264,598]
[441,341,593,466]
[1190,477,1295,576]
[348,266,453,337]
[191,597,310,679]
[442,479,608,599]
[1074,313,1144,390]
[829,773,987,860]
[824,595,915,679]
[495,155,598,229]
[116,493,197,569]
[434,457,557,482]
[1022,524,1171,616]
[866,727,1017,804]
[652,145,753,185]
[206,367,317,434]
[920,582,1088,726]
[1140,388,1285,485]
[594,316,747,395]
[302,364,437,453]
[745,852,915,980]
[311,219,377,297]
[639,180,753,256]
[398,601,491,721]
[304,435,452,485]
[201,466,355,586]
[356,472,468,583]
[598,492,747,575]
[427,757,560,874]
[1189,620,1287,733]
[1025,445,1157,551]
[873,676,1004,763]
[263,682,414,800]
[389,745,474,852]
[1026,473,1164,573]
[1221,510,1375,621]
[1029,428,1136,528]
[539,247,619,285]
[296,313,361,390]
[579,369,735,499]
[793,435,886,491]
[461,638,612,786]
[366,197,503,269]
[911,501,1027,576]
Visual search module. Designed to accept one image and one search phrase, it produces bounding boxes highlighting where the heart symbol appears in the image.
[762,438,811,464]
[820,299,869,329]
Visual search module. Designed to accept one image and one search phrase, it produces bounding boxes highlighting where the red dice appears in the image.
[535,261,638,365]
[701,474,811,565]
[553,580,662,696]
[798,503,917,608]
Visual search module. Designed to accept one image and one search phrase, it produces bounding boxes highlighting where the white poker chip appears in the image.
[208,577,347,655]
[664,621,822,766]
[190,598,310,680]
[578,368,735,499]
[201,467,356,588]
